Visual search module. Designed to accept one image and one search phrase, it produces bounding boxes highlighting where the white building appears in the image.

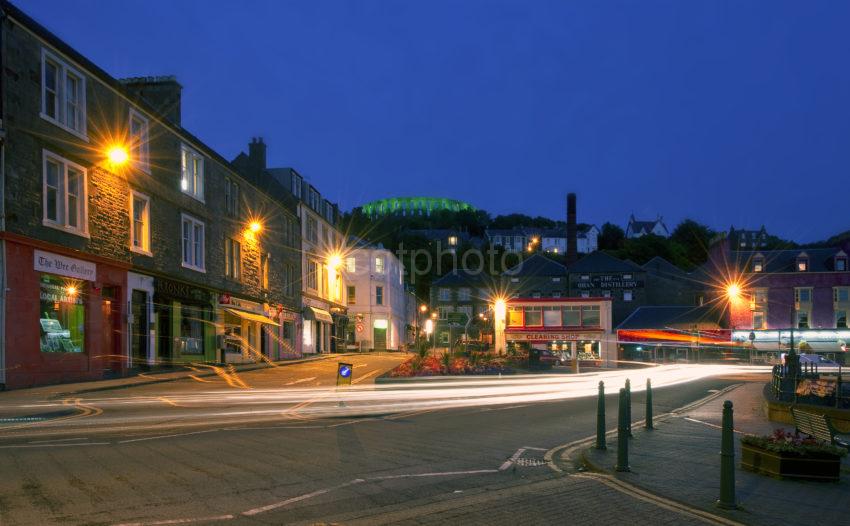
[343,240,409,351]
[626,215,669,239]
[487,226,599,254]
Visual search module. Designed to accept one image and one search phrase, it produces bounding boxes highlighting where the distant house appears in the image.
[485,225,599,254]
[728,225,768,250]
[485,228,529,253]
[405,229,482,252]
[626,215,669,239]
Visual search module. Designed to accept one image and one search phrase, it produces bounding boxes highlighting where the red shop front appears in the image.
[2,235,129,389]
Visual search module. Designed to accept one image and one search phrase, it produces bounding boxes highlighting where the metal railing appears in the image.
[771,363,850,409]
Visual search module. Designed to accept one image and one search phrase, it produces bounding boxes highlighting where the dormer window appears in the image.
[796,253,809,272]
[752,255,765,273]
[448,235,458,246]
[835,254,848,272]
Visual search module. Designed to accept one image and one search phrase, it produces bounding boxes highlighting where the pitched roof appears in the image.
[733,248,846,273]
[617,305,722,330]
[503,254,567,277]
[431,269,498,287]
[566,251,644,274]
[642,256,687,278]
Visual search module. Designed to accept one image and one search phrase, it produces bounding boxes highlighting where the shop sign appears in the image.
[34,250,96,281]
[279,309,298,322]
[155,277,209,303]
[506,332,598,342]
[574,274,642,290]
[220,296,261,312]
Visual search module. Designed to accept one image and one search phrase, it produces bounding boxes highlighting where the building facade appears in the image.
[343,241,409,351]
[567,252,647,326]
[485,226,598,254]
[0,3,300,388]
[625,215,669,238]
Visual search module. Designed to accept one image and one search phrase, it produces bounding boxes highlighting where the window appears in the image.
[306,216,318,243]
[563,306,581,326]
[837,258,848,271]
[796,311,809,329]
[581,305,601,326]
[307,260,319,290]
[531,292,542,299]
[439,306,453,319]
[581,275,590,281]
[179,305,206,355]
[224,177,239,217]
[129,191,151,255]
[543,306,561,327]
[284,264,295,297]
[602,291,611,298]
[439,288,451,301]
[753,256,765,273]
[836,310,848,329]
[580,291,590,298]
[796,257,808,272]
[753,288,768,305]
[376,286,384,305]
[552,277,561,282]
[347,285,356,305]
[180,145,204,201]
[795,288,812,304]
[458,288,471,301]
[41,49,86,137]
[129,109,149,172]
[524,307,542,326]
[181,214,205,271]
[261,253,270,290]
[39,274,84,353]
[835,288,850,303]
[448,235,458,246]
[43,151,87,236]
[508,307,524,327]
[291,175,302,198]
[375,256,385,274]
[440,332,450,344]
[623,290,633,302]
[345,257,356,273]
[752,311,765,329]
[623,274,632,280]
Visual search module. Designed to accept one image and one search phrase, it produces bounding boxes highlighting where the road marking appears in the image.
[112,514,234,526]
[683,417,746,434]
[117,429,221,444]
[283,377,316,386]
[523,446,547,451]
[352,369,380,384]
[0,442,110,449]
[242,479,366,516]
[480,404,530,412]
[28,437,89,444]
[500,447,526,470]
[369,469,499,481]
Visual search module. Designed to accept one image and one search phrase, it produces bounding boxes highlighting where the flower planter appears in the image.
[741,443,841,481]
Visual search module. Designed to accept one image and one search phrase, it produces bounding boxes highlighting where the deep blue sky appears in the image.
[22,0,850,242]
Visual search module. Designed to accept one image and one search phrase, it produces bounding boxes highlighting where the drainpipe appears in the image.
[0,5,8,388]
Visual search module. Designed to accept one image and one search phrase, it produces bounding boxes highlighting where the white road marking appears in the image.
[112,514,234,526]
[352,369,381,384]
[28,437,89,444]
[117,429,221,444]
[480,404,531,412]
[683,416,746,434]
[523,446,547,451]
[283,377,316,386]
[242,479,366,516]
[500,447,527,470]
[370,469,499,480]
[0,442,110,449]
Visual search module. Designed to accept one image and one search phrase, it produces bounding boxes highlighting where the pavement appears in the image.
[577,381,850,526]
[0,362,771,526]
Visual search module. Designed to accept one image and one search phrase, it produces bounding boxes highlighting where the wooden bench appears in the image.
[791,407,850,450]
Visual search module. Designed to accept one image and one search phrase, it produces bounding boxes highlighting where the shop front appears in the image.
[618,329,734,364]
[153,277,216,366]
[128,272,155,368]
[3,239,128,389]
[302,299,333,354]
[218,294,280,364]
[277,307,299,360]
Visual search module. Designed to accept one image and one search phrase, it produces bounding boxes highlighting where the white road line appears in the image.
[28,437,89,444]
[369,469,499,481]
[0,442,110,449]
[523,446,547,451]
[352,369,381,384]
[500,447,526,470]
[112,514,234,526]
[682,416,746,434]
[283,377,316,386]
[242,479,365,516]
[480,404,531,412]
[117,429,220,444]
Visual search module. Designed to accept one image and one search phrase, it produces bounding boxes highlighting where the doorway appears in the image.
[131,289,149,368]
[101,286,123,376]
[373,326,387,351]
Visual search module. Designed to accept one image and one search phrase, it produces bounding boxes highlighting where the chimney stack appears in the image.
[248,137,267,176]
[566,193,578,264]
[119,76,183,126]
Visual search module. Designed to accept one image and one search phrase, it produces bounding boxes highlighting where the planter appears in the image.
[741,443,841,481]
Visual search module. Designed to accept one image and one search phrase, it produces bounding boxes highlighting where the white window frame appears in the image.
[180,213,206,272]
[180,145,205,202]
[375,256,385,274]
[42,150,88,237]
[129,190,151,256]
[225,237,242,281]
[40,48,87,140]
[345,257,356,273]
[128,108,150,173]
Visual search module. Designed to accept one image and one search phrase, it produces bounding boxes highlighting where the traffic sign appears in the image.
[337,362,353,386]
[356,322,364,333]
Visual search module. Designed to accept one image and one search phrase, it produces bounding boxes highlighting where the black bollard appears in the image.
[596,381,606,450]
[716,400,737,509]
[615,388,630,472]
[625,378,632,437]
[645,378,654,430]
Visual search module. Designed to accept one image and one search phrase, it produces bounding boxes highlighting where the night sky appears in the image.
[21,0,850,242]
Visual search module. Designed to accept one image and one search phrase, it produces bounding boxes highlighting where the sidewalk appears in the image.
[0,353,344,400]
[583,382,850,526]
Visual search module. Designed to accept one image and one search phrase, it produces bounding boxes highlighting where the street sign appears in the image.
[356,322,364,333]
[337,362,353,386]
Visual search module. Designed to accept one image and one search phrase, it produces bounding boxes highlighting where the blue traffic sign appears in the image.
[337,362,354,386]
[339,365,351,377]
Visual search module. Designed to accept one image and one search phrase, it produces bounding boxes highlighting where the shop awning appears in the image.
[304,306,334,324]
[223,308,280,327]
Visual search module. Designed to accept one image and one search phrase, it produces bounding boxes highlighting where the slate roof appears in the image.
[733,248,847,273]
[503,254,567,277]
[566,251,644,274]
[617,305,722,330]
[642,256,688,278]
[431,269,499,287]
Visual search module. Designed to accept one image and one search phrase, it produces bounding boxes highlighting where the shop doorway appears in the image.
[373,326,387,351]
[101,286,123,376]
[131,290,149,368]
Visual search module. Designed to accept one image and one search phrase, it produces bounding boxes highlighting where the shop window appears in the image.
[129,190,151,255]
[524,306,542,326]
[543,307,561,327]
[43,150,88,236]
[581,305,601,327]
[180,305,206,355]
[577,340,601,360]
[563,306,581,326]
[39,274,85,353]
[508,306,523,327]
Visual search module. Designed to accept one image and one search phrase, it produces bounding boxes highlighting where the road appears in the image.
[0,354,770,525]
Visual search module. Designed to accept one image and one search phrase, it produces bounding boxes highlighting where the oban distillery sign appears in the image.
[574,274,642,290]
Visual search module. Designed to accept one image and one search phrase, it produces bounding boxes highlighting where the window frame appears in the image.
[129,190,151,256]
[224,177,240,217]
[128,107,150,173]
[180,144,205,202]
[42,150,89,237]
[40,48,88,140]
[225,237,242,281]
[375,256,385,274]
[376,286,384,306]
[180,213,206,272]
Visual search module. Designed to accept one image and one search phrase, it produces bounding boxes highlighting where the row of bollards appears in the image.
[594,377,737,509]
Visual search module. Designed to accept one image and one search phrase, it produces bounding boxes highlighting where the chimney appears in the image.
[248,137,267,176]
[119,76,182,126]
[566,193,578,264]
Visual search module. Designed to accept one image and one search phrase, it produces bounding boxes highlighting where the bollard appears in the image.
[596,381,606,450]
[645,378,654,430]
[716,400,737,509]
[625,378,632,437]
[615,388,630,472]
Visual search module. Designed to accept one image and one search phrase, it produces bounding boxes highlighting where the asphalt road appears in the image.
[0,356,768,525]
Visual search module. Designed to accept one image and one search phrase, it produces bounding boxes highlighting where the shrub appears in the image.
[741,429,847,457]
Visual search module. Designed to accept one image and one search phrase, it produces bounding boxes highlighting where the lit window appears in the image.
[347,285,356,305]
[508,307,524,327]
[543,307,561,327]
[623,290,633,302]
[180,145,204,201]
[753,257,765,272]
[39,275,85,353]
[345,257,356,273]
[375,257,385,274]
[752,311,765,329]
[448,235,458,246]
[129,190,151,255]
[376,286,384,305]
[797,258,808,272]
[180,214,205,272]
[307,260,319,290]
[41,49,86,138]
[129,108,150,172]
[43,150,87,236]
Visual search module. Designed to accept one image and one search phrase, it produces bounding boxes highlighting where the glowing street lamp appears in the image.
[420,304,428,313]
[106,145,129,167]
[249,221,263,234]
[725,282,742,303]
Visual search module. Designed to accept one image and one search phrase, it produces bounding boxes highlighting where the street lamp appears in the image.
[106,145,129,167]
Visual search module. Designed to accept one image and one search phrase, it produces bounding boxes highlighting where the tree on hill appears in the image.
[670,219,714,268]
[598,222,625,250]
